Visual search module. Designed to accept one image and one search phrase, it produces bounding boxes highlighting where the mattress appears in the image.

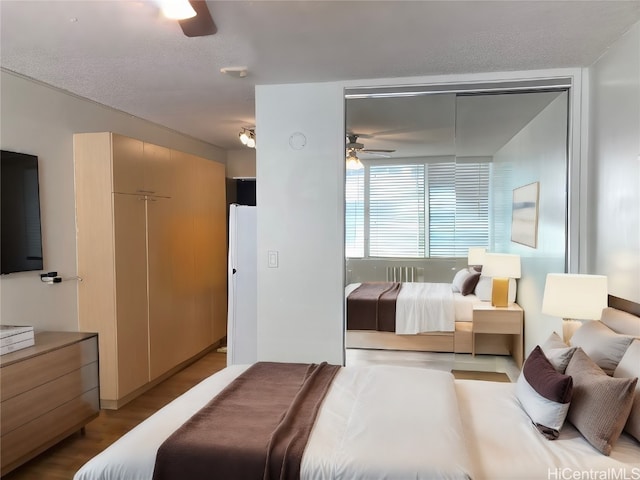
[75,365,474,480]
[455,379,640,479]
[345,283,481,326]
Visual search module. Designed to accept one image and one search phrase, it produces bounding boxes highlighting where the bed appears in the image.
[74,296,640,480]
[345,267,514,354]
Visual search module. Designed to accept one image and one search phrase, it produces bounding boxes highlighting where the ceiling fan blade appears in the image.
[362,151,392,158]
[179,1,217,37]
[361,148,396,153]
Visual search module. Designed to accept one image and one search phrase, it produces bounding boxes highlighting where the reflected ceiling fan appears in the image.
[162,0,217,37]
[345,134,395,170]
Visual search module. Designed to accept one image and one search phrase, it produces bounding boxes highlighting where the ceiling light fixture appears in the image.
[239,128,256,149]
[160,0,196,20]
[346,150,363,170]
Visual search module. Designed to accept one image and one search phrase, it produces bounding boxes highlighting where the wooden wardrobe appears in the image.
[74,133,226,409]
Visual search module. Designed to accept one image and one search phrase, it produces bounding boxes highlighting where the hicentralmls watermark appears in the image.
[548,468,640,480]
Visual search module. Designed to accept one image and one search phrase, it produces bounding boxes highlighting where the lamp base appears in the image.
[562,319,583,344]
[491,277,510,307]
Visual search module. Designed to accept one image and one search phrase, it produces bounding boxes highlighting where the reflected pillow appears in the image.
[452,268,472,293]
[474,276,517,303]
[461,271,481,296]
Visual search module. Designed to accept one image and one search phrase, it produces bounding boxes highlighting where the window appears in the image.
[345,161,490,258]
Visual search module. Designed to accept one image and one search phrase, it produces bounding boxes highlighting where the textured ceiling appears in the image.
[1,1,639,151]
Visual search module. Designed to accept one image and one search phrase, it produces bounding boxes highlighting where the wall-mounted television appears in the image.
[1,150,44,274]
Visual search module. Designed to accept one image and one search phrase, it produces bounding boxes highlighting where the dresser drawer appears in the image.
[0,336,98,402]
[1,362,98,434]
[0,388,99,471]
[473,311,522,334]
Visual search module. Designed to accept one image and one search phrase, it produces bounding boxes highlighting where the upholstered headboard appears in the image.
[608,294,640,317]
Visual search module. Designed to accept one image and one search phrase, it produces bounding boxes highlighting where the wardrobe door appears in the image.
[147,195,179,380]
[111,134,145,195]
[113,193,150,397]
[194,157,227,344]
[143,143,174,197]
[168,150,198,363]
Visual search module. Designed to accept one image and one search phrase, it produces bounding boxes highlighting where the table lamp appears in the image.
[482,253,521,307]
[541,273,608,342]
[467,247,486,270]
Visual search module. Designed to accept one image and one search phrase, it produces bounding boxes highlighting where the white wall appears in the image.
[255,82,345,364]
[0,71,226,331]
[492,93,569,354]
[588,22,640,303]
[256,69,584,364]
[226,148,256,178]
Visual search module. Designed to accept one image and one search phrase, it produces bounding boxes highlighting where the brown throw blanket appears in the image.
[347,282,401,332]
[152,361,340,480]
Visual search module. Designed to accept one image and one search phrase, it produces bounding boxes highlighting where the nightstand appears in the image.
[472,303,524,368]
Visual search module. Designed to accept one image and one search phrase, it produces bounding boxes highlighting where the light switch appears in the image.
[268,250,279,268]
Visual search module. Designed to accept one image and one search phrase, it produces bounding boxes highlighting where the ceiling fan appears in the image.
[345,134,395,170]
[162,0,217,37]
[346,134,395,158]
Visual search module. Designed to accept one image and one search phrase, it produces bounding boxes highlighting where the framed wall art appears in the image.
[511,181,540,248]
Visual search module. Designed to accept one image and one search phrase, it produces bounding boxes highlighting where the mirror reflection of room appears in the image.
[345,88,568,358]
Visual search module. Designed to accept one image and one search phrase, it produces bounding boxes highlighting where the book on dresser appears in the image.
[0,325,35,355]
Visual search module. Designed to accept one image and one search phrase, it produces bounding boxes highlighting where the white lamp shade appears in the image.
[482,253,521,278]
[542,273,608,320]
[468,247,486,266]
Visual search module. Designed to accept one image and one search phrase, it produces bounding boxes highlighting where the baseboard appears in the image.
[100,338,225,410]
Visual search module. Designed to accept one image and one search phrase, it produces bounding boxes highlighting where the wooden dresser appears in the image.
[0,332,100,475]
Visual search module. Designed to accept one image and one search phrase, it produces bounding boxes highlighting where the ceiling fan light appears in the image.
[346,153,363,170]
[246,136,256,148]
[161,0,196,20]
[239,130,249,145]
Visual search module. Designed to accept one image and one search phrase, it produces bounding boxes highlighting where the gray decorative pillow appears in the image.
[541,332,577,374]
[566,348,637,455]
[516,346,573,439]
[613,339,640,442]
[570,321,634,375]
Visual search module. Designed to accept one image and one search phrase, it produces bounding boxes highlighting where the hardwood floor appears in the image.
[2,351,227,480]
[346,348,520,381]
[2,348,519,479]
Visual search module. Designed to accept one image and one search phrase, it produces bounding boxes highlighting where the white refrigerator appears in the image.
[227,204,257,365]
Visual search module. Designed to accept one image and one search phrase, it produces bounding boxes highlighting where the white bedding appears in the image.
[75,365,473,480]
[345,282,482,329]
[74,364,640,480]
[396,282,455,334]
[456,380,640,479]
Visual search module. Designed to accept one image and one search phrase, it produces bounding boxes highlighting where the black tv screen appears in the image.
[1,150,44,274]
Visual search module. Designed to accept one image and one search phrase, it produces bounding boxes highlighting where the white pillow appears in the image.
[474,276,517,303]
[451,268,471,293]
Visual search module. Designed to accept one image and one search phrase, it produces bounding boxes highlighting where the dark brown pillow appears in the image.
[516,346,573,439]
[565,348,637,455]
[460,271,481,296]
